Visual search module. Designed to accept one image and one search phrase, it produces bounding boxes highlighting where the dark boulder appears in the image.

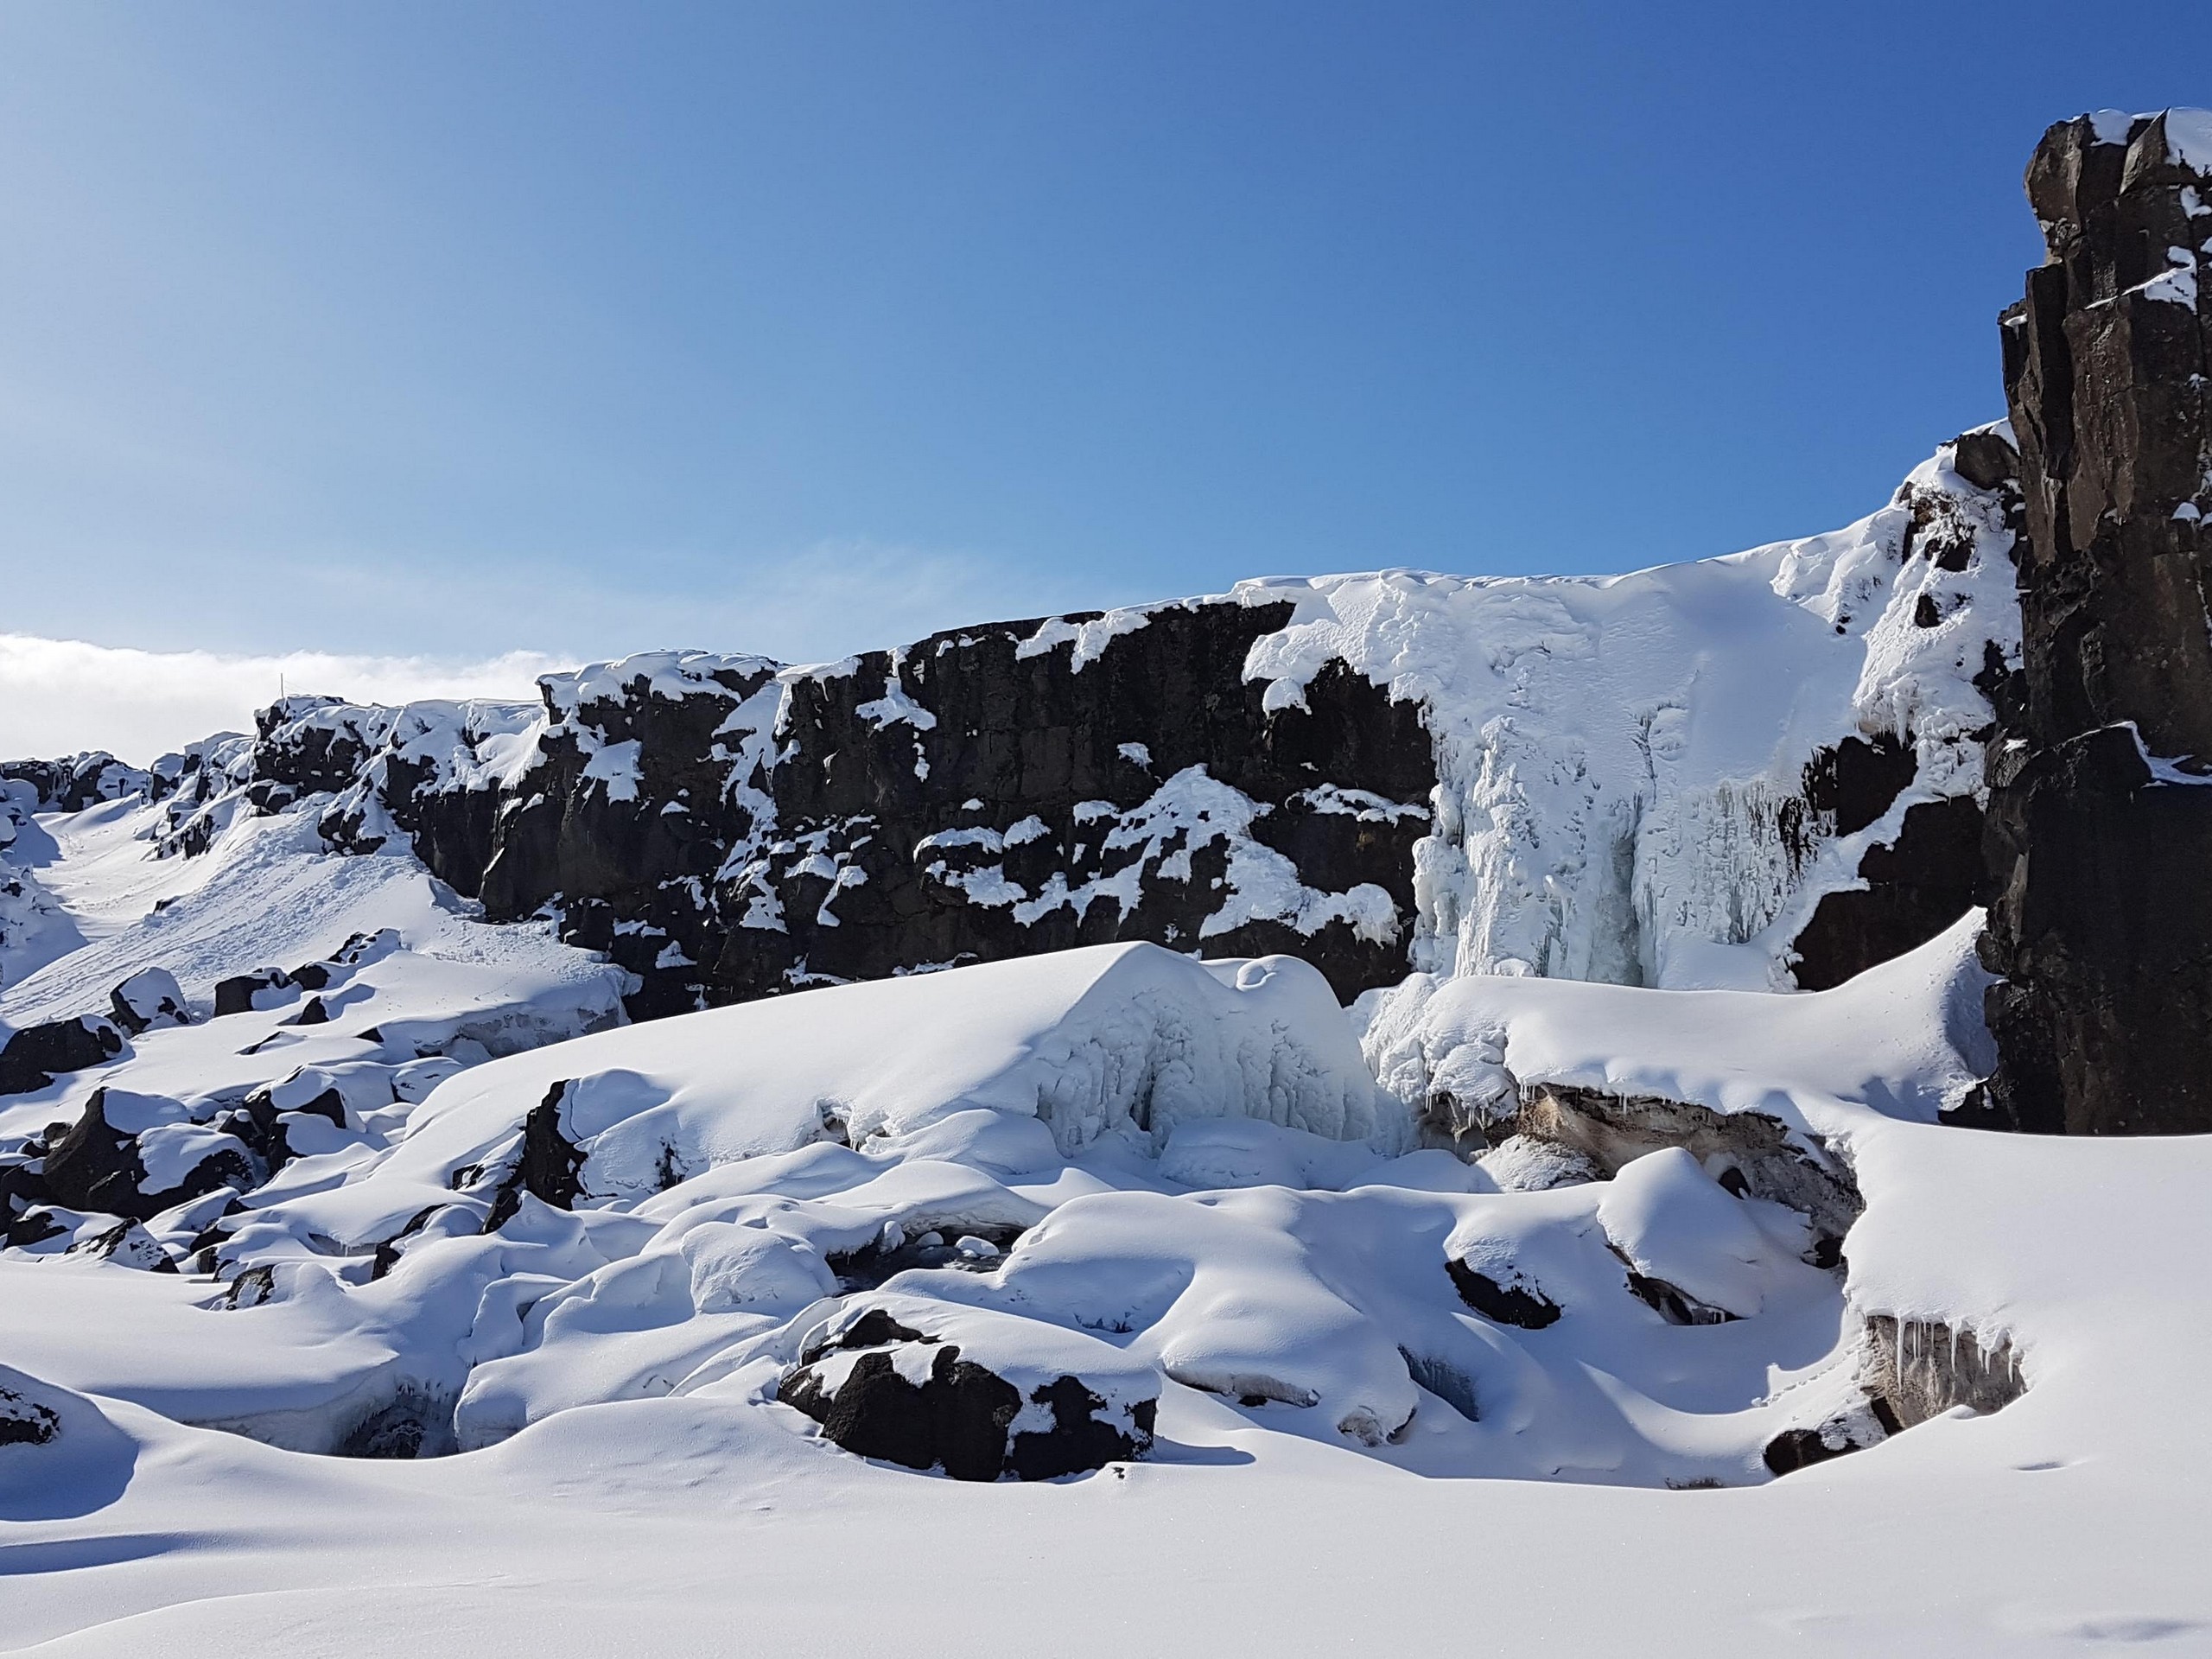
[0,1017,122,1097]
[3,1208,66,1249]
[109,968,192,1036]
[226,1074,351,1173]
[1620,1264,1739,1327]
[486,1082,588,1227]
[1445,1258,1561,1329]
[0,1383,60,1447]
[42,1090,252,1221]
[1762,1401,1896,1477]
[0,1152,51,1217]
[779,1309,1156,1481]
[66,1217,177,1272]
[213,969,294,1018]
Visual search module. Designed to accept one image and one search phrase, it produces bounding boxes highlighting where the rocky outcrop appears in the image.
[485,1082,588,1227]
[258,623,1440,1012]
[1978,110,2212,1134]
[1787,447,2025,991]
[778,1305,1157,1481]
[42,1089,254,1221]
[109,969,190,1036]
[9,438,2023,1027]
[0,1015,122,1097]
[1859,1314,2024,1427]
[0,753,147,814]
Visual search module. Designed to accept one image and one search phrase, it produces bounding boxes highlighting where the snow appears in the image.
[2,899,2207,1651]
[6,434,2209,1652]
[1014,605,1165,670]
[581,738,644,802]
[2152,106,2212,174]
[2088,107,2135,144]
[853,653,938,731]
[1236,440,2018,989]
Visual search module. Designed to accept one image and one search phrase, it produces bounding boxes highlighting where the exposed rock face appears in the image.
[485,1082,588,1227]
[1860,1314,2024,1427]
[258,620,1440,1011]
[1786,448,2026,992]
[706,610,1433,1006]
[1462,1083,1862,1255]
[1980,110,2212,1134]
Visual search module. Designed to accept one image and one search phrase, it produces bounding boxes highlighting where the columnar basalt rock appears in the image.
[1979,110,2212,1135]
[708,604,1436,1005]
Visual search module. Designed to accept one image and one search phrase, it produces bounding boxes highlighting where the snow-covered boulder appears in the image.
[0,1363,136,1522]
[108,967,191,1035]
[0,1014,122,1096]
[40,1088,254,1221]
[777,1295,1158,1481]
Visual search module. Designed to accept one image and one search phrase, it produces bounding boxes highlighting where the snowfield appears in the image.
[3,437,2207,1652]
[2,793,2205,1652]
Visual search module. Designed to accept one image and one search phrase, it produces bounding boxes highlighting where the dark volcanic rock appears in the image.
[1762,1397,1897,1478]
[81,449,2018,1023]
[0,753,147,813]
[241,619,1440,1014]
[0,1017,123,1097]
[213,969,293,1019]
[1620,1262,1739,1327]
[486,1082,588,1227]
[0,1383,60,1446]
[109,968,192,1036]
[1979,111,2212,1135]
[42,1090,253,1221]
[705,609,1435,1006]
[1791,794,1991,991]
[66,1216,178,1272]
[1445,1258,1561,1329]
[778,1309,1156,1481]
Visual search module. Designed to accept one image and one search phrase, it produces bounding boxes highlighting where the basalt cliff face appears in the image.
[1977,110,2212,1135]
[80,442,2017,1033]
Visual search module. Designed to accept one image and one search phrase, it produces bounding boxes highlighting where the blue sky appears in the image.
[5,0,2210,683]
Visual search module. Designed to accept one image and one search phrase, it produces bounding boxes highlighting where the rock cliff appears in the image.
[99,452,2015,1029]
[1977,110,2212,1134]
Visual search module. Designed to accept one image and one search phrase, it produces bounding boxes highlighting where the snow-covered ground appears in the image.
[3,451,2205,1651]
[2,791,2206,1651]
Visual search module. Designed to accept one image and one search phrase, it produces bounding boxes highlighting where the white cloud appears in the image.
[0,539,1153,766]
[0,635,572,765]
